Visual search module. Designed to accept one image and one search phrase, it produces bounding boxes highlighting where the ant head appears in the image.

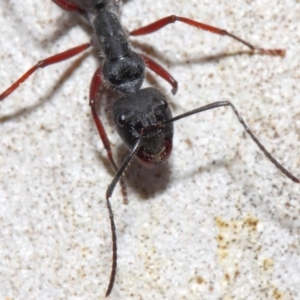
[113,87,173,167]
[103,52,145,95]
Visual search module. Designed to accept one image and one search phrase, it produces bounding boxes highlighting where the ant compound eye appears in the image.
[117,114,127,127]
[154,98,169,117]
[160,99,168,109]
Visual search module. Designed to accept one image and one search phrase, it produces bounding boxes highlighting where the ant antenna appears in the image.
[105,138,141,297]
[104,97,299,297]
[165,101,299,183]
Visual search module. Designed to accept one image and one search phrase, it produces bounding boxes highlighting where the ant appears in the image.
[0,0,299,297]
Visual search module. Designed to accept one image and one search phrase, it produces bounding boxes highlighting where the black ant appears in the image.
[0,0,298,297]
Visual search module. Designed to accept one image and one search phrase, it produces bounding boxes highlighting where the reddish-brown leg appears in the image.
[52,0,81,11]
[0,43,91,101]
[89,67,128,204]
[130,15,285,56]
[139,53,178,95]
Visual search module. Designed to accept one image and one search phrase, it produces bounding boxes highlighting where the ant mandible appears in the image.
[0,0,298,297]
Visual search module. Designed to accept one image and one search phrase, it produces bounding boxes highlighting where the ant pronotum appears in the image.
[0,0,298,295]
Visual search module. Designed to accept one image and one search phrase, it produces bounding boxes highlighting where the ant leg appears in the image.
[130,15,285,56]
[167,101,299,183]
[139,53,178,95]
[89,67,128,204]
[0,43,91,101]
[52,0,81,11]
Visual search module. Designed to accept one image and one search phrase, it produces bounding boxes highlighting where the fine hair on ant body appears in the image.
[0,0,299,297]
